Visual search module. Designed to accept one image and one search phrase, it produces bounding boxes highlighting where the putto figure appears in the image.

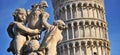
[7,8,40,55]
[39,20,66,55]
[7,0,66,55]
[27,0,49,40]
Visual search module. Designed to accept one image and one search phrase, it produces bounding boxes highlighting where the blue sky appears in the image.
[0,0,120,55]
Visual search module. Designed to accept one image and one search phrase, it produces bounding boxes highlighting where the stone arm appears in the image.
[15,22,40,35]
[7,22,15,38]
[57,35,63,44]
[42,12,51,29]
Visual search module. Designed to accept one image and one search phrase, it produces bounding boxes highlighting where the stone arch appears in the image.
[88,3,94,18]
[79,21,84,26]
[68,23,72,39]
[104,24,107,28]
[97,41,103,55]
[85,21,90,37]
[66,5,71,19]
[72,3,76,18]
[87,41,92,55]
[69,43,73,48]
[101,23,103,27]
[87,41,92,46]
[59,9,62,20]
[103,24,106,28]
[100,22,104,38]
[85,21,89,25]
[63,44,68,55]
[72,3,76,7]
[92,41,98,55]
[103,42,106,47]
[67,5,70,10]
[101,7,104,20]
[99,41,102,46]
[78,2,82,7]
[96,21,100,27]
[60,46,63,54]
[107,43,109,47]
[69,43,74,55]
[73,22,78,38]
[93,4,98,18]
[60,7,66,20]
[98,5,101,9]
[83,3,87,7]
[75,42,80,55]
[83,3,88,17]
[98,5,102,19]
[96,21,100,38]
[75,42,79,47]
[81,41,86,47]
[93,41,97,46]
[81,41,86,55]
[91,21,95,26]
[73,21,78,25]
[94,4,97,8]
[77,2,83,17]
[79,21,84,37]
[57,47,60,55]
[89,3,93,7]
[91,21,96,37]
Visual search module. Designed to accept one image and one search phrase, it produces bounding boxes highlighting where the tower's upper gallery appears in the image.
[52,0,104,9]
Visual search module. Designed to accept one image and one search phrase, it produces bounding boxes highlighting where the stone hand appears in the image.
[34,29,40,34]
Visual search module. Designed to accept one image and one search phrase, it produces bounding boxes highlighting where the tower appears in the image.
[51,0,110,55]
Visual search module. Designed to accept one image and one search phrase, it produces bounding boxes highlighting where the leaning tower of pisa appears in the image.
[51,0,110,55]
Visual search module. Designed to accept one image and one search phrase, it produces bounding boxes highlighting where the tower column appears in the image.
[76,4,78,18]
[77,22,80,38]
[83,22,85,37]
[67,44,70,55]
[62,45,65,55]
[73,43,76,55]
[70,5,73,19]
[65,6,67,20]
[66,26,69,40]
[71,23,75,39]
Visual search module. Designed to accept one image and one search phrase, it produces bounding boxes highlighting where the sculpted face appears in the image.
[17,12,26,22]
[13,8,27,23]
[54,20,66,30]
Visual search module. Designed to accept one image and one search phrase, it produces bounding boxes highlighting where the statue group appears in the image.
[7,1,66,55]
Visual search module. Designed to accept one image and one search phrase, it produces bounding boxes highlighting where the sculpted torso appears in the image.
[27,9,43,30]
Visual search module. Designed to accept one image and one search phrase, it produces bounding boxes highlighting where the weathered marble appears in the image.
[7,0,66,55]
[7,8,40,55]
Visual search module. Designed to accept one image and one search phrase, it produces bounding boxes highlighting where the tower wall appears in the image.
[52,0,110,55]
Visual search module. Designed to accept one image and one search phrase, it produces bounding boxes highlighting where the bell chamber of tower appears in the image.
[51,0,110,55]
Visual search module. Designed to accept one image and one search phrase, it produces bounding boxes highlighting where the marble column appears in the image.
[67,44,70,55]
[65,6,67,20]
[70,5,73,19]
[66,26,69,40]
[71,24,75,39]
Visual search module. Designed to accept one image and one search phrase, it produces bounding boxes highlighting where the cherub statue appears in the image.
[39,19,67,55]
[27,0,49,40]
[7,8,40,55]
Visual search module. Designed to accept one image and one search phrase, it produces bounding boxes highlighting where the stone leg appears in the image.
[7,39,15,54]
[14,35,26,55]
